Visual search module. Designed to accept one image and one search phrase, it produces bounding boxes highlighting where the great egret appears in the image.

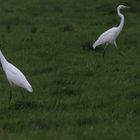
[92,5,130,56]
[0,50,33,103]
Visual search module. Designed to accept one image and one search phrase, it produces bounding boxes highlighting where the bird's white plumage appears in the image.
[0,50,33,92]
[5,63,33,92]
[92,5,130,49]
[93,27,118,48]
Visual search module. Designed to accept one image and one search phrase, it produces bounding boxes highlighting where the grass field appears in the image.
[0,0,140,139]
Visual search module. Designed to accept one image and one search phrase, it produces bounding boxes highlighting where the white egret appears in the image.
[92,5,130,56]
[0,50,33,103]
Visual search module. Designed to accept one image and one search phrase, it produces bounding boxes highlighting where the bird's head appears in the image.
[118,5,131,10]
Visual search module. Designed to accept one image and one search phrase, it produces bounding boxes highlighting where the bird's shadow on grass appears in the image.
[8,99,45,110]
[94,48,104,53]
[80,41,104,54]
[0,100,46,121]
[80,41,125,57]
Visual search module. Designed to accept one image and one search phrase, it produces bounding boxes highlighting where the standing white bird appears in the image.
[92,5,130,56]
[0,50,33,103]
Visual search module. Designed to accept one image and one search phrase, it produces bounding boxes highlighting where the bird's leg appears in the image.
[20,89,25,99]
[102,44,108,57]
[114,41,124,57]
[102,50,105,58]
[9,87,12,104]
[114,41,118,49]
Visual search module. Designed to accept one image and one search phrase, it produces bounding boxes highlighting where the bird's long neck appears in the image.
[0,50,7,67]
[117,7,124,33]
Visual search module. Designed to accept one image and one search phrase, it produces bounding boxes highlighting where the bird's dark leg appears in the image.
[9,87,12,104]
[114,41,124,57]
[102,50,106,58]
[102,44,108,57]
[20,89,25,99]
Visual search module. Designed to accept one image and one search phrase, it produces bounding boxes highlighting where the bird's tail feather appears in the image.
[27,85,33,92]
[25,83,33,92]
[92,43,96,49]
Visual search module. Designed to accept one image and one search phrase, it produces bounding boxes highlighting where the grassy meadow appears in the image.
[0,0,140,139]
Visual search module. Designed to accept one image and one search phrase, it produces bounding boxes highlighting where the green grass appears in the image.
[0,0,140,139]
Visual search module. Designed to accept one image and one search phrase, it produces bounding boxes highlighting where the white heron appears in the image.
[92,5,130,56]
[0,50,33,103]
